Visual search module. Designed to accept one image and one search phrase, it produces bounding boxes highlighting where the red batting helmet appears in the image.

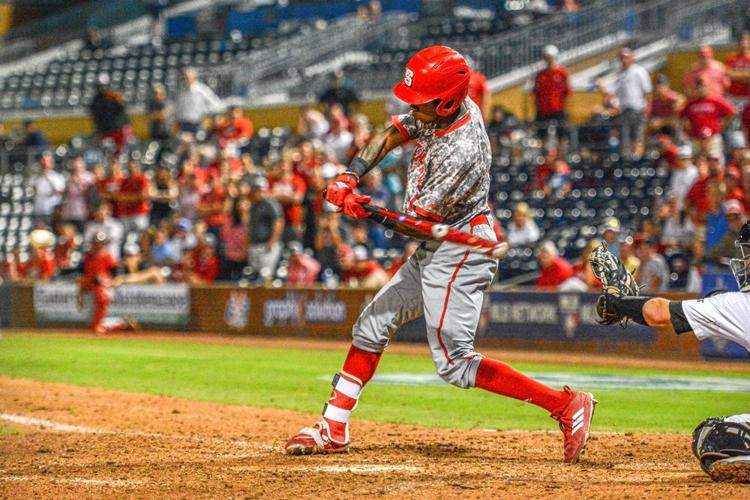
[393,46,471,117]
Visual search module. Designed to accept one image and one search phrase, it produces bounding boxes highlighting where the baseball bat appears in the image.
[363,204,509,259]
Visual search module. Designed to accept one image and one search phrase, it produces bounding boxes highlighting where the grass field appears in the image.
[1,333,749,433]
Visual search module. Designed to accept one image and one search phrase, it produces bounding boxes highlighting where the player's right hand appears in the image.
[324,173,358,207]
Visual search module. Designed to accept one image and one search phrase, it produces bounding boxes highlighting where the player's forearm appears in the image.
[348,125,404,179]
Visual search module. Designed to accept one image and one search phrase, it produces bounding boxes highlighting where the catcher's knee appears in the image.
[434,354,482,389]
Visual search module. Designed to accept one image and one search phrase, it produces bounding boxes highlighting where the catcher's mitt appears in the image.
[692,417,750,474]
[588,242,639,326]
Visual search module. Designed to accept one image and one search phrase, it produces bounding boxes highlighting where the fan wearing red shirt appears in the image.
[534,45,570,142]
[9,245,56,282]
[680,80,735,154]
[647,74,685,137]
[78,232,121,333]
[118,160,151,234]
[187,236,220,284]
[726,33,750,101]
[197,176,230,230]
[684,155,713,224]
[468,70,490,120]
[742,104,750,147]
[340,245,389,289]
[269,157,306,239]
[98,159,125,217]
[536,241,575,290]
[216,105,254,145]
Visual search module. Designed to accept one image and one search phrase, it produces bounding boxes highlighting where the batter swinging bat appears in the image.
[363,204,509,260]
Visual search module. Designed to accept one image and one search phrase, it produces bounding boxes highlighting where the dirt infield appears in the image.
[0,376,742,499]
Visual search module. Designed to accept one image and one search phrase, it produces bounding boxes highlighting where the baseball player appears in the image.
[591,220,750,482]
[78,231,135,334]
[286,46,596,463]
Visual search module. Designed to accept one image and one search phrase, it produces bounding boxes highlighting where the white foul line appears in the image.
[0,414,98,433]
[1,475,144,487]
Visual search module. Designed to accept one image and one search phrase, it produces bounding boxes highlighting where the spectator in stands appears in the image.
[668,144,699,209]
[386,240,419,277]
[177,172,203,222]
[118,159,151,234]
[185,233,219,285]
[680,79,735,157]
[659,196,694,250]
[287,241,321,286]
[683,45,728,98]
[705,201,746,264]
[647,74,685,137]
[90,73,132,154]
[566,239,602,292]
[21,120,48,149]
[169,218,198,264]
[53,223,78,276]
[319,69,360,116]
[324,104,355,163]
[315,212,348,282]
[634,237,670,293]
[704,186,732,251]
[620,237,640,274]
[468,64,490,120]
[113,243,165,285]
[535,241,574,290]
[197,175,230,238]
[175,67,225,136]
[60,156,96,234]
[544,157,571,198]
[216,105,254,148]
[84,202,124,260]
[149,164,178,226]
[600,217,623,257]
[743,104,750,148]
[486,106,521,157]
[31,151,65,228]
[297,106,330,141]
[98,159,124,214]
[268,155,306,241]
[219,197,250,281]
[147,83,170,142]
[341,245,389,289]
[150,227,177,265]
[8,237,56,283]
[533,45,570,148]
[506,202,540,247]
[534,147,558,190]
[248,176,284,281]
[727,32,750,105]
[598,47,652,159]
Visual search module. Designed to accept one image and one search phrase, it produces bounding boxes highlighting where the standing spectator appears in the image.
[727,33,750,105]
[8,234,56,283]
[297,106,330,141]
[147,83,170,142]
[684,154,713,224]
[680,79,735,157]
[268,156,306,241]
[634,237,670,293]
[668,145,699,209]
[84,202,124,260]
[89,73,132,154]
[468,66,490,120]
[506,202,540,247]
[97,159,125,215]
[197,175,230,238]
[533,45,570,147]
[174,67,225,135]
[177,172,204,222]
[30,151,65,228]
[647,74,685,137]
[600,217,623,257]
[21,119,48,149]
[118,160,151,234]
[219,197,250,281]
[535,241,574,290]
[248,176,284,280]
[683,46,729,98]
[149,164,178,226]
[287,241,321,286]
[704,188,732,251]
[60,156,96,233]
[599,48,652,158]
[319,69,360,116]
[324,104,355,163]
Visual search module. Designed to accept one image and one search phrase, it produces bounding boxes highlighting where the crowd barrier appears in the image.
[1,283,723,360]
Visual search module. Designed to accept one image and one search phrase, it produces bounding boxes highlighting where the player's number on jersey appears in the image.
[404,68,414,87]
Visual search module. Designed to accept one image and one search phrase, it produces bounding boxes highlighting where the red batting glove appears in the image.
[324,173,358,207]
[343,193,371,219]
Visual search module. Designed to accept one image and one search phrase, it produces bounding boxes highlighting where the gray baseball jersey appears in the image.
[353,98,497,389]
[682,291,750,352]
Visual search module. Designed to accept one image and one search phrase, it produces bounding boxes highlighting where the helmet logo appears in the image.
[404,68,414,87]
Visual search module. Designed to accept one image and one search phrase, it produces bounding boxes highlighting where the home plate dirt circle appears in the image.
[1,377,747,498]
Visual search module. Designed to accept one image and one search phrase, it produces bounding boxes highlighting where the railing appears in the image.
[213,11,412,99]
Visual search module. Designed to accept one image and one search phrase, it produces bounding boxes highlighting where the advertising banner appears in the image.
[34,283,190,327]
[482,291,656,343]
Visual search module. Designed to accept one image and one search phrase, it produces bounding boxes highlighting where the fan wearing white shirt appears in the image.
[506,202,541,247]
[174,67,225,135]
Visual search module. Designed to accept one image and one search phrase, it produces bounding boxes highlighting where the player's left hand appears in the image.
[342,193,371,219]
